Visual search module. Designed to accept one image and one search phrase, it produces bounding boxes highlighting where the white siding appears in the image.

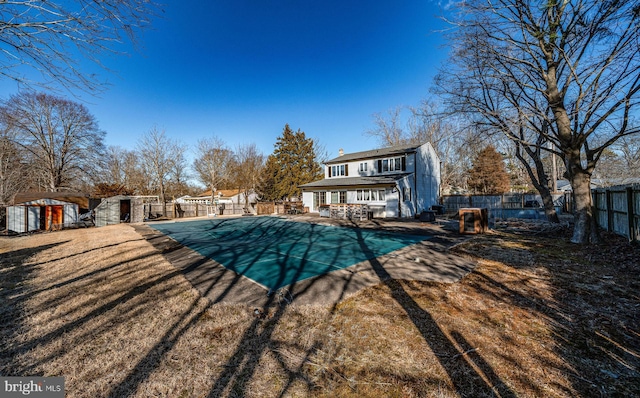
[415,143,441,213]
[302,191,314,212]
[6,206,39,233]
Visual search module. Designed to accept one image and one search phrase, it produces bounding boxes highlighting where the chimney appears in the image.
[338,148,344,157]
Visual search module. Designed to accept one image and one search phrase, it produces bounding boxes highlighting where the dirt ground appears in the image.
[1,214,638,397]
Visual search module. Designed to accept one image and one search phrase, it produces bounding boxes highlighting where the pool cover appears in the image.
[150,216,429,291]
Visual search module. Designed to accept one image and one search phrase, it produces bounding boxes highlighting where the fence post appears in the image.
[627,187,635,242]
[606,189,614,232]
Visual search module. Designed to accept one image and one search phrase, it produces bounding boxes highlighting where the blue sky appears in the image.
[3,1,452,161]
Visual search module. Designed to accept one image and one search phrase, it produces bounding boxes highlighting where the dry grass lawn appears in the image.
[1,218,638,397]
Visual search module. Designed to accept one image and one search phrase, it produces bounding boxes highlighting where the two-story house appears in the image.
[300,143,440,218]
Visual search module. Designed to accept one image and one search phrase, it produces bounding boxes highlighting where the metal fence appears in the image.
[441,193,569,215]
[256,202,307,215]
[593,184,640,242]
[147,202,255,219]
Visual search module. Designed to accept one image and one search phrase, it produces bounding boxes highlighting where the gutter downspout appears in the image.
[396,184,401,218]
[412,152,417,216]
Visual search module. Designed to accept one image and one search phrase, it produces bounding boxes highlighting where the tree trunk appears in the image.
[568,168,600,244]
[540,185,560,223]
[514,143,559,223]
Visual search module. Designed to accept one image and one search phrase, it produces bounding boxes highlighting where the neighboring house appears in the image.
[6,198,79,233]
[300,143,441,218]
[177,189,258,206]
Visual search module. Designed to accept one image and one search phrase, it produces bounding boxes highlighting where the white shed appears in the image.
[6,199,79,233]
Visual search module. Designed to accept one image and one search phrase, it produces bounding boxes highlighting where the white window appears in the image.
[359,162,367,172]
[330,164,346,177]
[331,191,346,203]
[403,187,411,202]
[356,189,387,202]
[314,192,326,207]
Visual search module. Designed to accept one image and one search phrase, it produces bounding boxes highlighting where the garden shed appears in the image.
[94,195,147,227]
[6,199,79,233]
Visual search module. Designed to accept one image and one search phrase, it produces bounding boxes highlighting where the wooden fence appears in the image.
[442,185,639,242]
[593,184,640,242]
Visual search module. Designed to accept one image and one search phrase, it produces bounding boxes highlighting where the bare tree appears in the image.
[1,91,106,192]
[364,107,405,146]
[436,0,640,243]
[364,102,478,194]
[193,137,234,207]
[166,147,190,199]
[0,123,28,205]
[137,127,185,216]
[0,0,158,93]
[233,143,264,210]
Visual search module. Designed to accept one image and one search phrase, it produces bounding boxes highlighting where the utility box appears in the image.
[459,208,489,234]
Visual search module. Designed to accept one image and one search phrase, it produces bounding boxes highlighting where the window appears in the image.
[314,192,326,207]
[329,164,347,177]
[330,191,346,203]
[403,187,411,202]
[376,156,406,173]
[356,189,387,202]
[359,162,367,172]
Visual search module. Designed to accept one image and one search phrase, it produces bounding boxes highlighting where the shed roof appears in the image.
[14,198,78,206]
[14,192,89,208]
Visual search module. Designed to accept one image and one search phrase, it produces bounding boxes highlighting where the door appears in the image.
[120,199,131,222]
[44,205,64,230]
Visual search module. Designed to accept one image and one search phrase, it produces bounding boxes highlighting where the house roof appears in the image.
[198,189,243,198]
[300,174,410,189]
[325,143,424,164]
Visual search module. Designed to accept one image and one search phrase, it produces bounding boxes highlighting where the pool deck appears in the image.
[134,214,477,307]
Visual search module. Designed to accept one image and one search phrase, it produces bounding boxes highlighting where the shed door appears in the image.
[44,205,64,230]
[120,199,131,222]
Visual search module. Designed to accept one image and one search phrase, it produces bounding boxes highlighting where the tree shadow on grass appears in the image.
[110,217,507,397]
[124,219,339,396]
[353,228,517,397]
[0,242,69,375]
[461,230,640,396]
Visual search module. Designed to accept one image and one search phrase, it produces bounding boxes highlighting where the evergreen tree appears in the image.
[468,145,510,194]
[257,154,280,201]
[258,124,323,201]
